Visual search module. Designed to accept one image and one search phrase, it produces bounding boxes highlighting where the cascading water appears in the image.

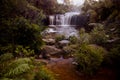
[49,12,80,37]
[64,12,80,25]
[49,12,80,26]
[49,15,55,26]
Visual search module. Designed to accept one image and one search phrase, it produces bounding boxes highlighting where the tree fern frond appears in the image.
[2,58,34,78]
[4,64,31,77]
[10,58,32,67]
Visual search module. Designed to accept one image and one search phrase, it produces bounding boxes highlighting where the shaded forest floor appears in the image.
[37,57,117,80]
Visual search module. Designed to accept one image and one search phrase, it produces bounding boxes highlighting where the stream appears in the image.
[39,12,117,80]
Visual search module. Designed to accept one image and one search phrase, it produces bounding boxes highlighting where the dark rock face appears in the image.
[71,14,89,26]
[42,16,49,26]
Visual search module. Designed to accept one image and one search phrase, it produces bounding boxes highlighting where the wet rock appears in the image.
[43,38,55,45]
[72,62,78,65]
[58,40,70,48]
[41,46,62,59]
[63,46,73,54]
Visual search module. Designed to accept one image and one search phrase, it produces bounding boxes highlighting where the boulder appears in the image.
[40,45,62,59]
[43,38,55,45]
[58,40,70,48]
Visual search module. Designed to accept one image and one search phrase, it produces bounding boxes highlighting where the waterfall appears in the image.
[64,12,80,25]
[49,15,54,26]
[49,12,80,26]
[48,12,80,37]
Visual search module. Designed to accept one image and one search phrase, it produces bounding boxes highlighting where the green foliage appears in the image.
[69,36,78,44]
[34,66,56,80]
[90,23,107,44]
[28,0,70,14]
[106,45,120,67]
[0,44,14,54]
[79,28,91,44]
[75,44,106,75]
[0,53,13,63]
[14,45,34,57]
[0,17,44,53]
[0,53,34,79]
[0,53,56,80]
[88,9,98,23]
[83,0,119,22]
[5,64,31,77]
[0,0,28,18]
[55,35,65,42]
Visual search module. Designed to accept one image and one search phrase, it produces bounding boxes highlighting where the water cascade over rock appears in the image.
[49,12,80,37]
[49,12,80,26]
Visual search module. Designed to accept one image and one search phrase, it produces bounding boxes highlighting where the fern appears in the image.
[4,58,33,77]
[0,54,56,80]
[0,53,14,76]
[0,53,13,63]
[4,64,31,77]
[10,58,32,66]
[0,55,34,79]
[15,45,35,57]
[34,66,56,80]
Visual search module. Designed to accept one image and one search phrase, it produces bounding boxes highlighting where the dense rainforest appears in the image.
[0,0,120,80]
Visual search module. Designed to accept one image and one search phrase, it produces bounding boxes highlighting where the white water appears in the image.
[49,15,54,26]
[50,12,80,26]
[48,12,80,37]
[64,12,80,25]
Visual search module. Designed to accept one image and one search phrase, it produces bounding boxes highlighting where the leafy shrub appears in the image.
[75,44,106,75]
[69,36,78,44]
[105,45,120,67]
[14,45,34,57]
[79,28,91,44]
[0,53,34,79]
[0,44,14,54]
[0,53,13,62]
[0,17,44,53]
[34,66,56,80]
[8,60,33,77]
[55,35,65,42]
[90,23,108,44]
[0,53,56,80]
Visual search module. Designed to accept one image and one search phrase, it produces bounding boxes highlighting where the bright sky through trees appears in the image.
[57,0,85,6]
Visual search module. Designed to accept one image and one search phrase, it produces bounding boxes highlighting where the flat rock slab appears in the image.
[43,38,55,45]
[42,45,62,55]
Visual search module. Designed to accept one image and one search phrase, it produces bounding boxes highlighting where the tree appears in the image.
[0,17,44,54]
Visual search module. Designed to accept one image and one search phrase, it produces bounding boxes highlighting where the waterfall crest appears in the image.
[49,12,80,26]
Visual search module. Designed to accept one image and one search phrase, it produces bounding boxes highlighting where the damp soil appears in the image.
[37,56,117,80]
